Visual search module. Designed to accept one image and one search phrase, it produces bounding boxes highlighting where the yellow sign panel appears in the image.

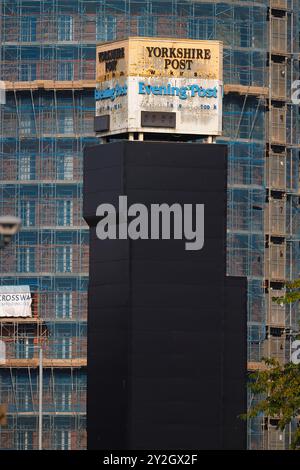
[95,37,223,137]
[96,37,222,82]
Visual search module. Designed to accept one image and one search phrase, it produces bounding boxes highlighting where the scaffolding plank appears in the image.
[247,361,268,371]
[4,80,97,91]
[224,84,269,97]
[0,359,87,368]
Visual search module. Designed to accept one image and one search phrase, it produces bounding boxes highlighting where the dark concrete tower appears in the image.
[83,141,247,450]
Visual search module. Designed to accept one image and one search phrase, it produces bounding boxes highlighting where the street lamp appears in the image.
[0,216,22,248]
[36,346,43,451]
[27,342,44,451]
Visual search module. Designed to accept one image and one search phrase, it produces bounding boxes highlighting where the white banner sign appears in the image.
[0,286,32,318]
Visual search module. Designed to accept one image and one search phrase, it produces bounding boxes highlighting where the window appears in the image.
[235,23,250,48]
[58,15,73,41]
[56,246,72,273]
[20,64,37,81]
[61,391,71,411]
[19,155,35,180]
[24,391,30,411]
[56,430,71,450]
[58,113,74,134]
[136,16,157,36]
[20,17,37,42]
[64,116,74,134]
[21,200,35,227]
[56,292,72,319]
[20,389,33,412]
[96,15,116,42]
[188,18,214,40]
[19,117,34,136]
[58,386,72,411]
[57,155,73,180]
[62,337,72,359]
[18,247,35,272]
[19,431,34,450]
[16,338,33,359]
[57,62,74,80]
[57,200,73,226]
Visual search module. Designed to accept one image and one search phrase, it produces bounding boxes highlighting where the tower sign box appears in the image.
[95,37,223,137]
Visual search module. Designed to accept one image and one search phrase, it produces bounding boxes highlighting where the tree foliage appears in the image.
[247,359,300,449]
[272,279,300,308]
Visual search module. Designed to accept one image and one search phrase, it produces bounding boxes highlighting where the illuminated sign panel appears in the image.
[95,37,223,137]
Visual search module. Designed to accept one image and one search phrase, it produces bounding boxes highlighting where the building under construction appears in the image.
[0,0,299,450]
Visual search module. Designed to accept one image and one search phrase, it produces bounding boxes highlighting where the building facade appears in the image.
[0,0,299,450]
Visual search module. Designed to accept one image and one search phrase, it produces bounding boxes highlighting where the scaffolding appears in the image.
[249,0,300,450]
[0,0,299,450]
